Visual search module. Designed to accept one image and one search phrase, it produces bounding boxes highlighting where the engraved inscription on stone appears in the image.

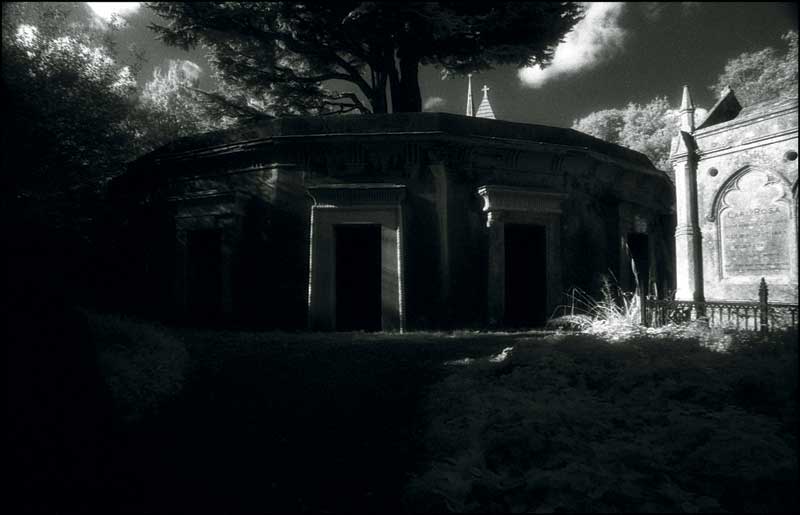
[720,171,790,277]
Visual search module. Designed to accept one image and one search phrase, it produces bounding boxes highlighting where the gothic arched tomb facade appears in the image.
[671,92,798,304]
[118,114,674,331]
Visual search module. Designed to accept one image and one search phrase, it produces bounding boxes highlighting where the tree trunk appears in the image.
[398,54,421,112]
[388,51,421,113]
[369,71,388,114]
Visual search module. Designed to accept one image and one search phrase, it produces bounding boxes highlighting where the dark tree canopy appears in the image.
[2,2,141,197]
[147,2,584,115]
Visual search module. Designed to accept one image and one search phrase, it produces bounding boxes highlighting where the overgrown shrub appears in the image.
[88,313,189,421]
[549,275,643,340]
[405,331,798,513]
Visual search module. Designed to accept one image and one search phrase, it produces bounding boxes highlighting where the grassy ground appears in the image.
[15,312,795,513]
[406,330,798,513]
[91,321,525,513]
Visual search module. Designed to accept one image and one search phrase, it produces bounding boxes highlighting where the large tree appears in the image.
[710,31,797,106]
[573,98,677,171]
[2,2,141,197]
[147,2,583,115]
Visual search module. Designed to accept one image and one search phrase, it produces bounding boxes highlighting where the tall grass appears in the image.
[549,274,644,341]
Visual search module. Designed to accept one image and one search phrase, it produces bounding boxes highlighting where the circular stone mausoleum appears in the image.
[116,113,675,331]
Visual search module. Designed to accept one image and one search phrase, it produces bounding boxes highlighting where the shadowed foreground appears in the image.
[8,310,798,513]
[97,325,519,513]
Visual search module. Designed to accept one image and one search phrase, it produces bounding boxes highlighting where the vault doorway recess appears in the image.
[478,186,567,328]
[504,224,547,327]
[186,228,222,319]
[335,224,382,331]
[627,232,650,293]
[308,184,406,332]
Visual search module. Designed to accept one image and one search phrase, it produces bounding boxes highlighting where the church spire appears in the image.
[680,84,695,133]
[465,73,475,117]
[475,84,496,119]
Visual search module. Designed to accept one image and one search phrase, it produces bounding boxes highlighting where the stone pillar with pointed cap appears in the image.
[465,74,475,117]
[680,84,696,132]
[672,85,704,303]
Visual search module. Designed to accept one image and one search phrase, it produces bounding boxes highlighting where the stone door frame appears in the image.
[307,184,406,332]
[477,186,566,327]
[170,192,241,317]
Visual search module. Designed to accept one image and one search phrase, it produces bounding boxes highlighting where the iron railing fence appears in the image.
[642,279,798,334]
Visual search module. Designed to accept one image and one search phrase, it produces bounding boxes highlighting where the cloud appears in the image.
[86,2,141,28]
[423,96,446,111]
[518,2,626,88]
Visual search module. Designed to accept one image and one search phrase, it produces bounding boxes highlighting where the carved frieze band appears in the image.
[477,185,567,214]
[307,183,407,207]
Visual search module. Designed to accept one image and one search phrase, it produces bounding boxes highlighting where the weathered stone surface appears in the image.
[118,113,674,330]
[672,94,798,303]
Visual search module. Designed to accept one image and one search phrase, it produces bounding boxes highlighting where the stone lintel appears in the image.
[477,185,567,224]
[308,184,406,207]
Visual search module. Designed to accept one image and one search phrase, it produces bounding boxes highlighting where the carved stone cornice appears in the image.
[307,183,406,207]
[477,185,567,228]
[477,185,567,214]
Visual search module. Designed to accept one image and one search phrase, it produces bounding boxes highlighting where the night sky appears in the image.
[89,2,798,127]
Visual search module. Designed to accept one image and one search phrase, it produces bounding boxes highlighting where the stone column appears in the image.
[430,163,452,314]
[673,154,704,302]
[486,213,505,326]
[308,207,335,331]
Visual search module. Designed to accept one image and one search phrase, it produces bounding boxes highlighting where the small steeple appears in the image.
[679,84,695,133]
[465,74,475,117]
[475,84,496,119]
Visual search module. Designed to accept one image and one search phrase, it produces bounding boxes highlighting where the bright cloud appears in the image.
[423,96,446,111]
[86,2,141,25]
[518,2,626,88]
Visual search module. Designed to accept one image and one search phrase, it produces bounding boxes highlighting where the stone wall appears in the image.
[121,113,674,330]
[673,95,798,304]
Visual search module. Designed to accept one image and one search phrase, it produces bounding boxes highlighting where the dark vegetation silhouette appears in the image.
[147,2,583,116]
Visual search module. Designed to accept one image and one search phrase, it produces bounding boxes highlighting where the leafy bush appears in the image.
[405,331,798,513]
[88,313,189,421]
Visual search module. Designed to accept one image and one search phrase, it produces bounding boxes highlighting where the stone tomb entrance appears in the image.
[504,224,548,327]
[186,229,223,318]
[478,186,566,327]
[627,232,650,291]
[334,224,382,331]
[308,184,406,332]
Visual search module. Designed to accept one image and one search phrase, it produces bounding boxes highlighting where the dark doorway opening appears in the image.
[335,224,382,331]
[187,229,222,319]
[627,233,650,294]
[505,224,547,328]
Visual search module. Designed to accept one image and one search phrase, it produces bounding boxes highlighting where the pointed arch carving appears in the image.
[707,165,792,222]
[710,166,794,279]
